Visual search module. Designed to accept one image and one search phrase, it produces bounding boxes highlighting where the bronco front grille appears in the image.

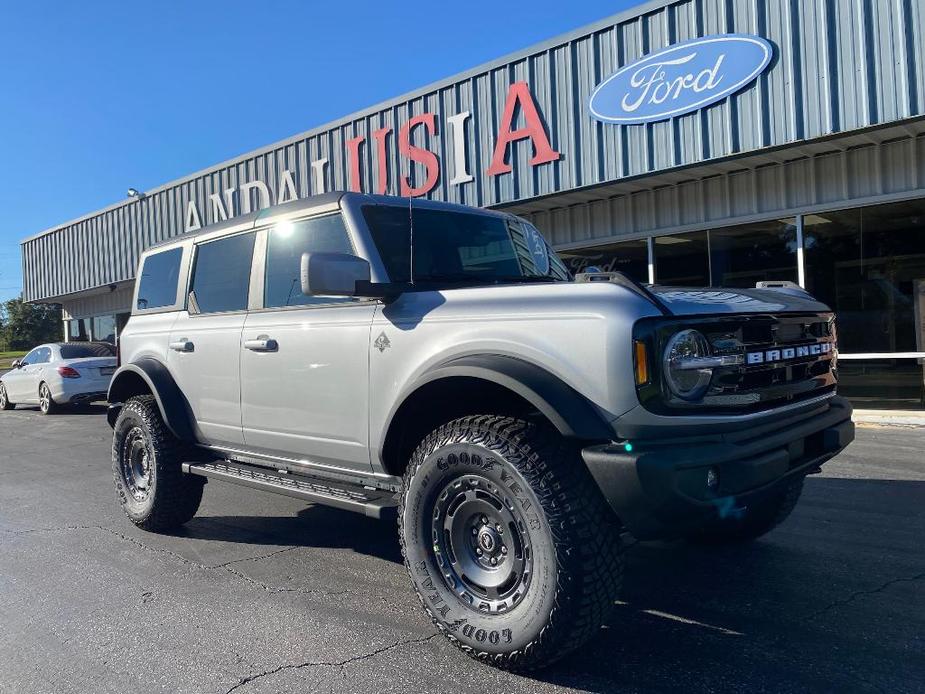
[634,313,837,415]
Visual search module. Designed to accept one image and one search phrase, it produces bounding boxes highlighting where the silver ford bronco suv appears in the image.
[108,192,854,670]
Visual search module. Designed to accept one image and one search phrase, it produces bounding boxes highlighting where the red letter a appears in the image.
[487,81,560,176]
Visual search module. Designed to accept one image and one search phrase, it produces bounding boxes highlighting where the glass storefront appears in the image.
[709,219,798,288]
[802,200,925,409]
[67,312,130,345]
[558,238,649,283]
[554,200,925,409]
[654,231,710,286]
[92,315,117,344]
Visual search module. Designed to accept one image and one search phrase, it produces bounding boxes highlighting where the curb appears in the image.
[853,409,925,427]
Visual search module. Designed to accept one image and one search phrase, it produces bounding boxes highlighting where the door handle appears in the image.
[244,336,278,352]
[169,339,195,353]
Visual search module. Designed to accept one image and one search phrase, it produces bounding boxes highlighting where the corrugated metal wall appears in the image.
[521,134,925,246]
[21,0,925,302]
[60,285,134,321]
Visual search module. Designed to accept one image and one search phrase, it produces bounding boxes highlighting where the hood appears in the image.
[647,285,831,316]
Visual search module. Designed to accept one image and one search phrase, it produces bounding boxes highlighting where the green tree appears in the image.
[0,298,62,351]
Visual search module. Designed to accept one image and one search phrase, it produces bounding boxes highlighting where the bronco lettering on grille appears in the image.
[746,342,833,365]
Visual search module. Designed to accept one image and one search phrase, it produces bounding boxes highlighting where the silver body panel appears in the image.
[117,193,835,476]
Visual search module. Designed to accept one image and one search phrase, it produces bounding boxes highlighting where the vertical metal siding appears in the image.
[518,134,925,248]
[21,0,925,302]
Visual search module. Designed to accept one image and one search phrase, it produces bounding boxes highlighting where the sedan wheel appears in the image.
[38,383,58,415]
[0,384,13,410]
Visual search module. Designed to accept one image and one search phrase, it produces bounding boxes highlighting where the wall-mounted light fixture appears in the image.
[127,188,147,200]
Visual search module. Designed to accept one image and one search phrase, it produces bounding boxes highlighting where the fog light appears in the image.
[706,467,720,491]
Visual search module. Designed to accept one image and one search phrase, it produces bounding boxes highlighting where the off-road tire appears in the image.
[400,415,624,671]
[0,383,13,410]
[687,476,805,544]
[112,395,203,532]
[38,382,58,415]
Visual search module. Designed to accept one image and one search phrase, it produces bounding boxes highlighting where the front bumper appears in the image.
[582,395,854,540]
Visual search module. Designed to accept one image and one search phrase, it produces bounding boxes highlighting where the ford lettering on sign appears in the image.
[589,34,773,125]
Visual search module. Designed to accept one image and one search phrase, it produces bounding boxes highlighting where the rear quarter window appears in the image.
[136,247,183,310]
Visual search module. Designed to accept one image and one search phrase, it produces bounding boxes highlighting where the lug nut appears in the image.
[490,557,497,566]
[471,527,477,536]
[501,546,508,555]
[495,524,503,533]
[476,548,483,556]
[480,515,488,525]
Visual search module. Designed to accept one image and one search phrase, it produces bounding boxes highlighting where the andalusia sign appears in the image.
[589,34,773,124]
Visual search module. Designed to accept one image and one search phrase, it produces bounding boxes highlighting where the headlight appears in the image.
[663,329,713,401]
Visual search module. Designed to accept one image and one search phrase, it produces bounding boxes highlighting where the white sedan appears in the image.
[0,342,117,414]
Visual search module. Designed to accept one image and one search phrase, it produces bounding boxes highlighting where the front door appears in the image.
[239,212,376,472]
[5,347,47,402]
[240,303,376,470]
[166,231,256,447]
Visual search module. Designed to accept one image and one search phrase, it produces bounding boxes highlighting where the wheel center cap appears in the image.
[477,527,499,553]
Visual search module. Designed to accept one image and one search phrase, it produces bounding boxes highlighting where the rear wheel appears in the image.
[400,415,624,670]
[38,383,58,415]
[112,395,203,532]
[0,383,13,410]
[687,476,805,544]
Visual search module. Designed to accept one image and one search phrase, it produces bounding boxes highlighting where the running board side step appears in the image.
[182,460,399,520]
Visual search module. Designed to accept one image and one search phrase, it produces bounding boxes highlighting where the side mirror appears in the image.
[300,252,371,297]
[11,359,21,369]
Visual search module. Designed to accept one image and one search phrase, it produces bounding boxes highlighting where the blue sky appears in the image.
[0,0,638,302]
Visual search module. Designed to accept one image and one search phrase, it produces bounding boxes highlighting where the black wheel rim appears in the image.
[430,472,533,614]
[39,385,50,412]
[120,426,153,502]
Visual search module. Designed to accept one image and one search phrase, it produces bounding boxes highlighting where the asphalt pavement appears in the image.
[0,405,922,693]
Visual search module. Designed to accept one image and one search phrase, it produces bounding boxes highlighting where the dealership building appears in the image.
[19,0,925,409]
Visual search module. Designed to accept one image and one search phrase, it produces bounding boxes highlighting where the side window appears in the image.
[137,247,183,310]
[264,214,355,308]
[36,347,52,364]
[190,233,256,313]
[20,348,40,366]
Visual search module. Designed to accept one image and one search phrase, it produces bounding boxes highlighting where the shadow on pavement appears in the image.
[13,403,109,416]
[180,476,924,692]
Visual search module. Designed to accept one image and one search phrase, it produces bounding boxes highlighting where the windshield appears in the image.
[363,205,570,285]
[59,342,115,359]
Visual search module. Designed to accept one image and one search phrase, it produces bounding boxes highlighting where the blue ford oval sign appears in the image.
[589,34,773,124]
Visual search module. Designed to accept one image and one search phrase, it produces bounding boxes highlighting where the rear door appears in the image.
[167,230,257,447]
[240,212,376,472]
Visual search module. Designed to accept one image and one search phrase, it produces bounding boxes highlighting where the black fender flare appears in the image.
[386,354,615,443]
[107,358,197,442]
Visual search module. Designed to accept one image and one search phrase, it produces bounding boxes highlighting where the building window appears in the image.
[709,218,798,288]
[558,238,649,283]
[654,231,709,286]
[803,201,925,356]
[68,318,89,342]
[92,315,117,344]
[802,199,925,409]
[190,233,256,313]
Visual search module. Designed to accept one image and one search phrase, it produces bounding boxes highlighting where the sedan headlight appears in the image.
[662,329,714,401]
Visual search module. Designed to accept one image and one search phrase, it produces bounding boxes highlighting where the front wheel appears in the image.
[400,415,624,671]
[112,395,204,532]
[686,476,805,544]
[38,383,58,415]
[0,383,13,410]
